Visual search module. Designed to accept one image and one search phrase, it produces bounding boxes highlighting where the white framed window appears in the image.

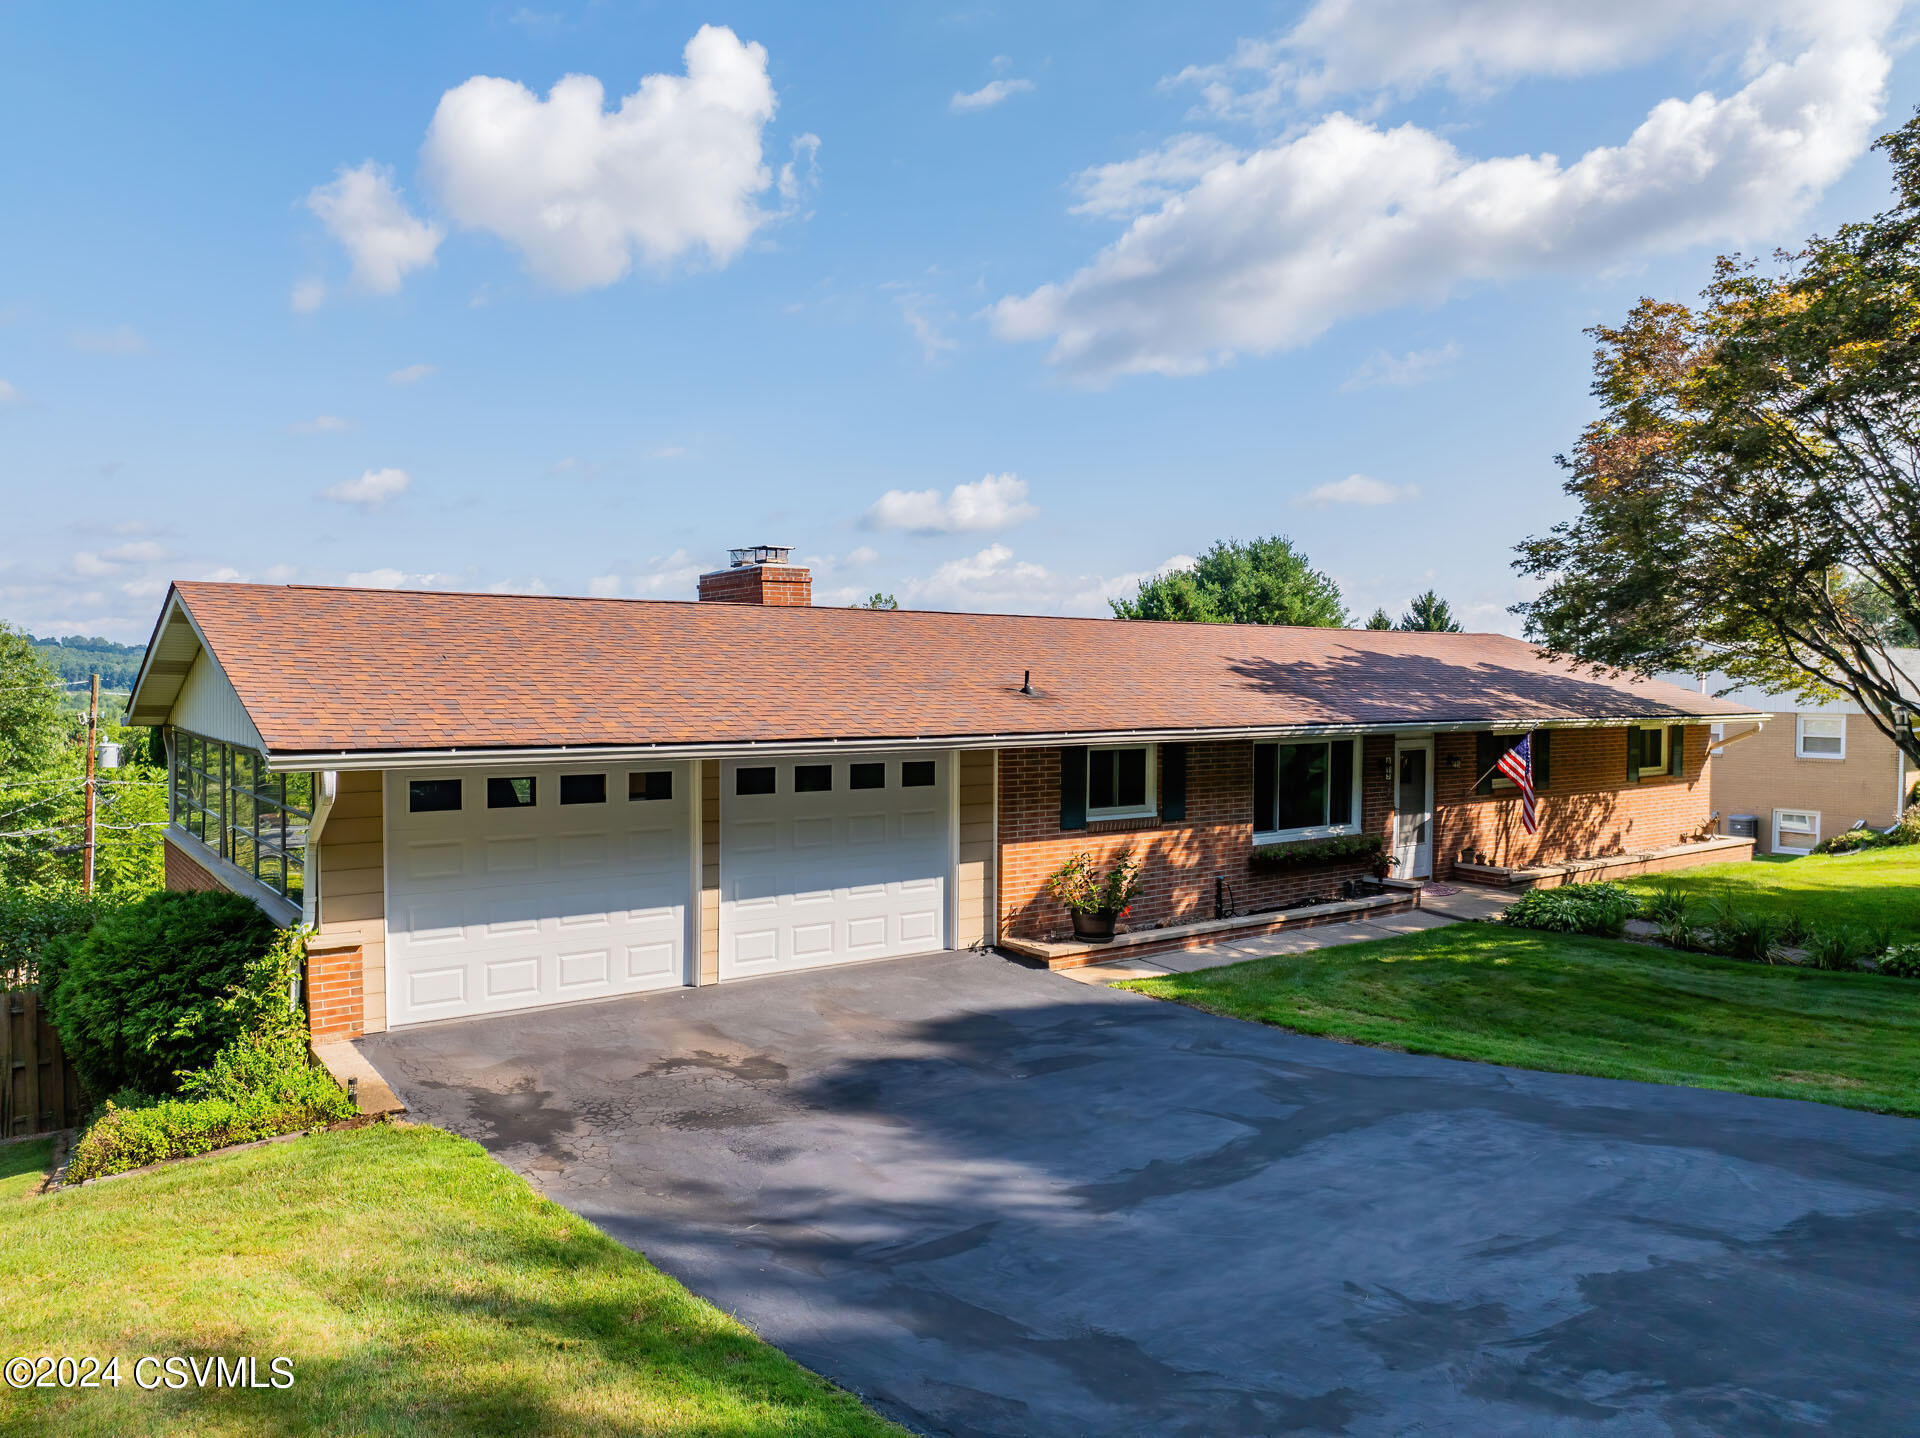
[1773,808,1820,855]
[1635,724,1668,778]
[1087,743,1156,820]
[1253,737,1361,841]
[1795,714,1846,760]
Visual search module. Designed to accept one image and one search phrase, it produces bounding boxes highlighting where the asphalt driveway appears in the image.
[362,950,1920,1437]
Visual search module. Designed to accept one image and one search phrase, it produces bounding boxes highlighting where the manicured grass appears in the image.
[0,1123,902,1437]
[0,1138,53,1202]
[1121,923,1920,1115]
[1618,846,1920,938]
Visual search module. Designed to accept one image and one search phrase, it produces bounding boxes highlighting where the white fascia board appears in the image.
[265,710,1773,773]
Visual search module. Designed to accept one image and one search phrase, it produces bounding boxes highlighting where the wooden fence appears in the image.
[2,988,84,1136]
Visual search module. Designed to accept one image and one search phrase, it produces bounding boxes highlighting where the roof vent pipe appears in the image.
[1020,670,1033,695]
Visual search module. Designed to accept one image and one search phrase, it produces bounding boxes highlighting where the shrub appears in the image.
[0,887,115,988]
[1042,852,1143,915]
[1499,882,1638,936]
[1709,906,1781,964]
[1878,943,1920,979]
[1248,834,1387,871]
[1777,911,1811,948]
[44,889,279,1099]
[1803,927,1869,973]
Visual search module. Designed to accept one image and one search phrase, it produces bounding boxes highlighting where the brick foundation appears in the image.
[305,939,365,1042]
[163,834,223,894]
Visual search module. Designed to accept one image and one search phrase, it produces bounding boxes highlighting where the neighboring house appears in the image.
[126,549,1764,1039]
[1682,657,1918,855]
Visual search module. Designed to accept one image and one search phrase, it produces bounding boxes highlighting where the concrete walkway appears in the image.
[1058,882,1520,985]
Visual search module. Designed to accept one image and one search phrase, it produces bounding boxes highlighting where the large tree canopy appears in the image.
[1516,110,1920,763]
[1111,535,1345,627]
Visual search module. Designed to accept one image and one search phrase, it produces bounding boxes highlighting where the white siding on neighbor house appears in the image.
[171,650,266,752]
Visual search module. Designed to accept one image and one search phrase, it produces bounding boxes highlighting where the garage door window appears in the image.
[737,766,777,795]
[409,778,462,813]
[560,773,607,804]
[487,777,536,808]
[794,764,833,792]
[902,760,937,787]
[850,762,885,789]
[629,770,673,801]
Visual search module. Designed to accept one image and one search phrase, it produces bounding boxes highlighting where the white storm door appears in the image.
[720,753,950,979]
[384,763,691,1026]
[1393,738,1434,879]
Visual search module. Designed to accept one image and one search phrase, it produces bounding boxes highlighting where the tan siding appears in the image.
[316,770,386,1033]
[699,759,720,984]
[1711,715,1904,852]
[955,749,996,947]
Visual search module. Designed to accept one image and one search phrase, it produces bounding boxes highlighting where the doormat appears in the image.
[1421,883,1462,896]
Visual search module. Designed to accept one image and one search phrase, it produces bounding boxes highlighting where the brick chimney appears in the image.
[697,545,812,606]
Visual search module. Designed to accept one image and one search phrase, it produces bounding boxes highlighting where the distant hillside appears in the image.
[32,634,144,692]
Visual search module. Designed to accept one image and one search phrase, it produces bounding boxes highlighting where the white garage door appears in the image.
[384,763,692,1026]
[720,753,950,979]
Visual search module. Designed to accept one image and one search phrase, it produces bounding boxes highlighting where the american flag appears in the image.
[1496,734,1539,834]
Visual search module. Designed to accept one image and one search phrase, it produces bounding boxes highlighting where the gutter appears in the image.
[266,710,1774,774]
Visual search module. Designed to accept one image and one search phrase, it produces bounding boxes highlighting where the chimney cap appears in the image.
[729,544,794,568]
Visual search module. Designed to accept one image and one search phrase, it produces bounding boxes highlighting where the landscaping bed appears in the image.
[0,1123,903,1437]
[1119,923,1920,1115]
[1616,847,1920,940]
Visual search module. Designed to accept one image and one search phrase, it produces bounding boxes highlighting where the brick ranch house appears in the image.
[126,551,1765,1038]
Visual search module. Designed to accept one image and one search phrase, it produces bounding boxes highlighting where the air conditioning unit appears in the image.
[1724,814,1759,840]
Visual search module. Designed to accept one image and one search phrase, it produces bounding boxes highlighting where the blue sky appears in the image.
[4,1,1917,641]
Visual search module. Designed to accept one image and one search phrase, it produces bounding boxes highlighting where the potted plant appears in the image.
[1042,852,1143,942]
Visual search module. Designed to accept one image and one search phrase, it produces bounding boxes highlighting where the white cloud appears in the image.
[69,325,146,355]
[583,550,706,599]
[779,132,821,204]
[902,545,1194,616]
[344,567,454,589]
[72,540,167,577]
[652,445,687,460]
[485,577,551,595]
[387,363,436,385]
[421,26,784,289]
[1069,134,1240,219]
[995,14,1895,380]
[1341,342,1460,390]
[0,380,21,406]
[864,472,1038,535]
[289,278,327,314]
[1175,0,1873,118]
[1296,473,1419,507]
[305,162,443,296]
[951,77,1033,111]
[897,293,957,362]
[290,414,353,434]
[586,574,621,598]
[322,467,411,509]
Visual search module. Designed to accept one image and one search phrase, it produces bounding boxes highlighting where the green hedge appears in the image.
[1248,834,1386,871]
[42,889,279,1099]
[0,887,114,987]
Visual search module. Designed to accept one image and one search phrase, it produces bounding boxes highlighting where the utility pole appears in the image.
[82,671,98,895]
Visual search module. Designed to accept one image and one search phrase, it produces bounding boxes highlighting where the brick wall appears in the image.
[312,771,385,1034]
[163,833,223,893]
[1709,715,1904,852]
[1432,725,1715,876]
[305,939,364,1042]
[997,738,1393,940]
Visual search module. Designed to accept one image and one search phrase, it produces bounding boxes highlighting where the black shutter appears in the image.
[1669,725,1684,777]
[1532,729,1552,790]
[1160,743,1187,821]
[1475,732,1499,795]
[1626,726,1642,781]
[1060,746,1088,831]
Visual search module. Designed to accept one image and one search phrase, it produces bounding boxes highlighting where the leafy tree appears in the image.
[1516,109,1920,764]
[1363,608,1394,630]
[853,593,900,610]
[1398,590,1463,632]
[1111,536,1345,627]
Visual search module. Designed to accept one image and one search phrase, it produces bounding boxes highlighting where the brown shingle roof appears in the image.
[164,581,1764,756]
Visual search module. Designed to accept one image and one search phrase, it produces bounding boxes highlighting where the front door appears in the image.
[1393,740,1433,880]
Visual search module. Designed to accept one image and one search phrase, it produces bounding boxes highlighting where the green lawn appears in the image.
[0,1123,902,1437]
[1121,923,1920,1115]
[1618,846,1920,938]
[0,1138,53,1203]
